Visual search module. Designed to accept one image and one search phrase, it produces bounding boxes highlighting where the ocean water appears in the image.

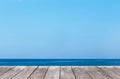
[0,59,120,66]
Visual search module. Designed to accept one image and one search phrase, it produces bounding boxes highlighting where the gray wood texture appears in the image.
[86,66,108,79]
[61,66,75,79]
[97,66,120,79]
[72,66,92,79]
[0,66,26,79]
[44,66,60,79]
[12,66,37,79]
[0,66,14,76]
[0,66,120,79]
[28,66,48,79]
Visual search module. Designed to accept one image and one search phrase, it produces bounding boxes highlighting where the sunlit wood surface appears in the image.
[0,66,120,79]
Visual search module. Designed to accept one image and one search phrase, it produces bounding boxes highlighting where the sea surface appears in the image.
[0,59,120,66]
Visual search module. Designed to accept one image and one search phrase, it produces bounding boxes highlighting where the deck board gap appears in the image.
[43,66,50,79]
[0,66,15,77]
[27,66,39,79]
[11,67,26,79]
[71,67,77,79]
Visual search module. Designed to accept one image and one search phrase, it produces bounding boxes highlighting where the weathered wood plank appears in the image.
[97,66,120,79]
[0,66,26,79]
[0,66,120,79]
[0,66,14,76]
[61,66,75,79]
[112,66,120,76]
[86,66,108,79]
[72,66,92,79]
[28,66,48,79]
[44,66,60,79]
[12,66,37,79]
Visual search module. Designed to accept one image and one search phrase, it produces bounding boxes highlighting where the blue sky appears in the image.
[0,0,120,58]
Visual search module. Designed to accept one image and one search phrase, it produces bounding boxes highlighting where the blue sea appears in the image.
[0,59,120,66]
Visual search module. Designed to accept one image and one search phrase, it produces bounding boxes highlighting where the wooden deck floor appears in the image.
[0,66,120,79]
